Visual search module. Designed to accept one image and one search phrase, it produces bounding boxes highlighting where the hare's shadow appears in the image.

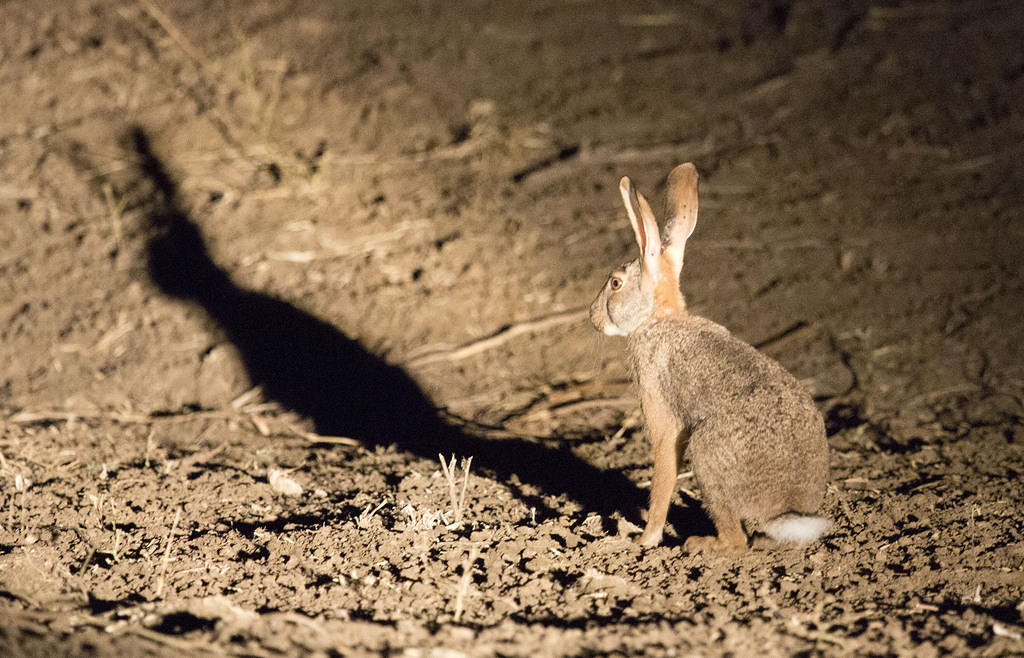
[120,126,711,538]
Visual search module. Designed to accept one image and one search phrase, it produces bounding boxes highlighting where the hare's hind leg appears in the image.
[684,502,747,554]
[638,393,684,547]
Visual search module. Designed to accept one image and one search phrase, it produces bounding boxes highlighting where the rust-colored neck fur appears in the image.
[653,253,686,318]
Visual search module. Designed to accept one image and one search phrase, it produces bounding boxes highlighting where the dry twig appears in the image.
[510,396,636,424]
[265,220,431,264]
[406,308,586,368]
[7,407,236,426]
[4,408,363,448]
[284,423,361,446]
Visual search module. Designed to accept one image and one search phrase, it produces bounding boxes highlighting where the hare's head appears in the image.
[590,163,701,336]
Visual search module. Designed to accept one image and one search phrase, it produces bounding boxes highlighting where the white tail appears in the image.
[764,513,831,543]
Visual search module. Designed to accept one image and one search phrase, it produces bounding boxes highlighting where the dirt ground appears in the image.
[2,0,1023,655]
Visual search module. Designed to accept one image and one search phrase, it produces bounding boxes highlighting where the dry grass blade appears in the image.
[154,507,182,599]
[458,457,472,524]
[285,423,361,446]
[136,0,214,71]
[453,544,481,623]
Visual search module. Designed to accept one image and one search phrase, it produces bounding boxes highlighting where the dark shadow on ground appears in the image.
[122,126,710,537]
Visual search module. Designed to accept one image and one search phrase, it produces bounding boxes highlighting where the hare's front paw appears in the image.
[638,526,663,547]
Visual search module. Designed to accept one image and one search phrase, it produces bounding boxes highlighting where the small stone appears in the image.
[268,469,303,496]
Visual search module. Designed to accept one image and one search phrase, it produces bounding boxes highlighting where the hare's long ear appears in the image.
[620,176,661,277]
[662,163,699,279]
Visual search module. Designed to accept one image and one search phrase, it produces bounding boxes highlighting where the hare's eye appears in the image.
[609,277,623,291]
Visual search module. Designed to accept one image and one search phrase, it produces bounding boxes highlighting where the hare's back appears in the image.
[627,314,824,435]
[667,317,815,417]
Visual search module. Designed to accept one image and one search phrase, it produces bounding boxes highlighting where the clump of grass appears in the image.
[356,499,388,529]
[438,454,473,530]
[400,504,445,531]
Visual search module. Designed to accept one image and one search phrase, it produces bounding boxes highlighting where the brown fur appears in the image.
[653,254,685,318]
[636,382,683,547]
